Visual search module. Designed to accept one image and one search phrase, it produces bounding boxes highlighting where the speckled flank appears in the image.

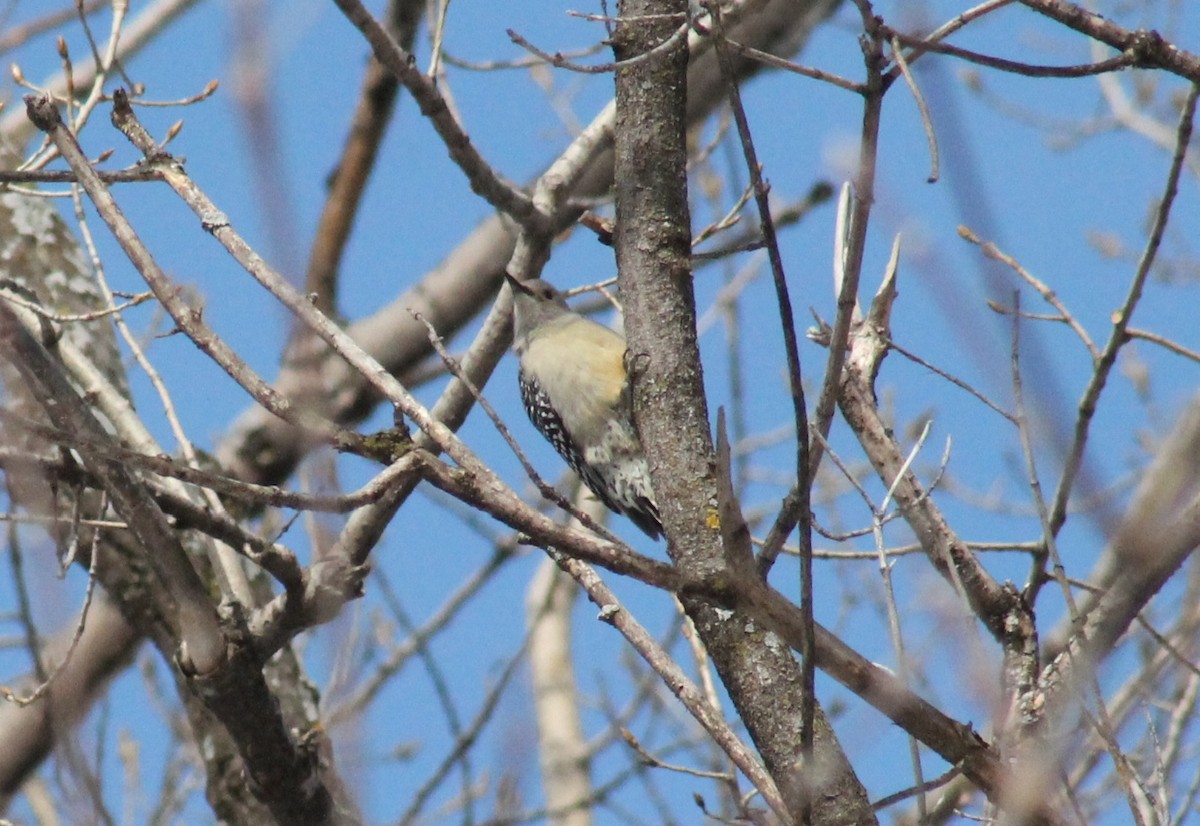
[510,277,662,539]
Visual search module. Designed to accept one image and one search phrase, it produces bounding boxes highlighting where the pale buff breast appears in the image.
[521,317,629,449]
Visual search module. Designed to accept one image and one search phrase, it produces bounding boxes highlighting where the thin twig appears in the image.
[959,225,1099,361]
[890,34,939,182]
[1048,82,1199,534]
[0,504,104,706]
[1125,327,1200,364]
[411,310,622,545]
[330,0,540,228]
[889,27,1142,79]
[507,15,691,75]
[887,339,1017,424]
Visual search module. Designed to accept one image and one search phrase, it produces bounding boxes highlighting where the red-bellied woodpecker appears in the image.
[506,273,662,539]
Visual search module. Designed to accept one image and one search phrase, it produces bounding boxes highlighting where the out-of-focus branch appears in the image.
[304,0,424,313]
[0,0,203,144]
[1017,0,1200,82]
[0,292,353,822]
[0,596,138,809]
[0,1,107,57]
[1046,395,1200,659]
[0,295,225,674]
[526,558,592,826]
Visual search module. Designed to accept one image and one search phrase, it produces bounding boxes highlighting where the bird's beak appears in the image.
[504,272,530,295]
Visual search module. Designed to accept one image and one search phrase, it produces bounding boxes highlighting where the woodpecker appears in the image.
[506,273,663,539]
